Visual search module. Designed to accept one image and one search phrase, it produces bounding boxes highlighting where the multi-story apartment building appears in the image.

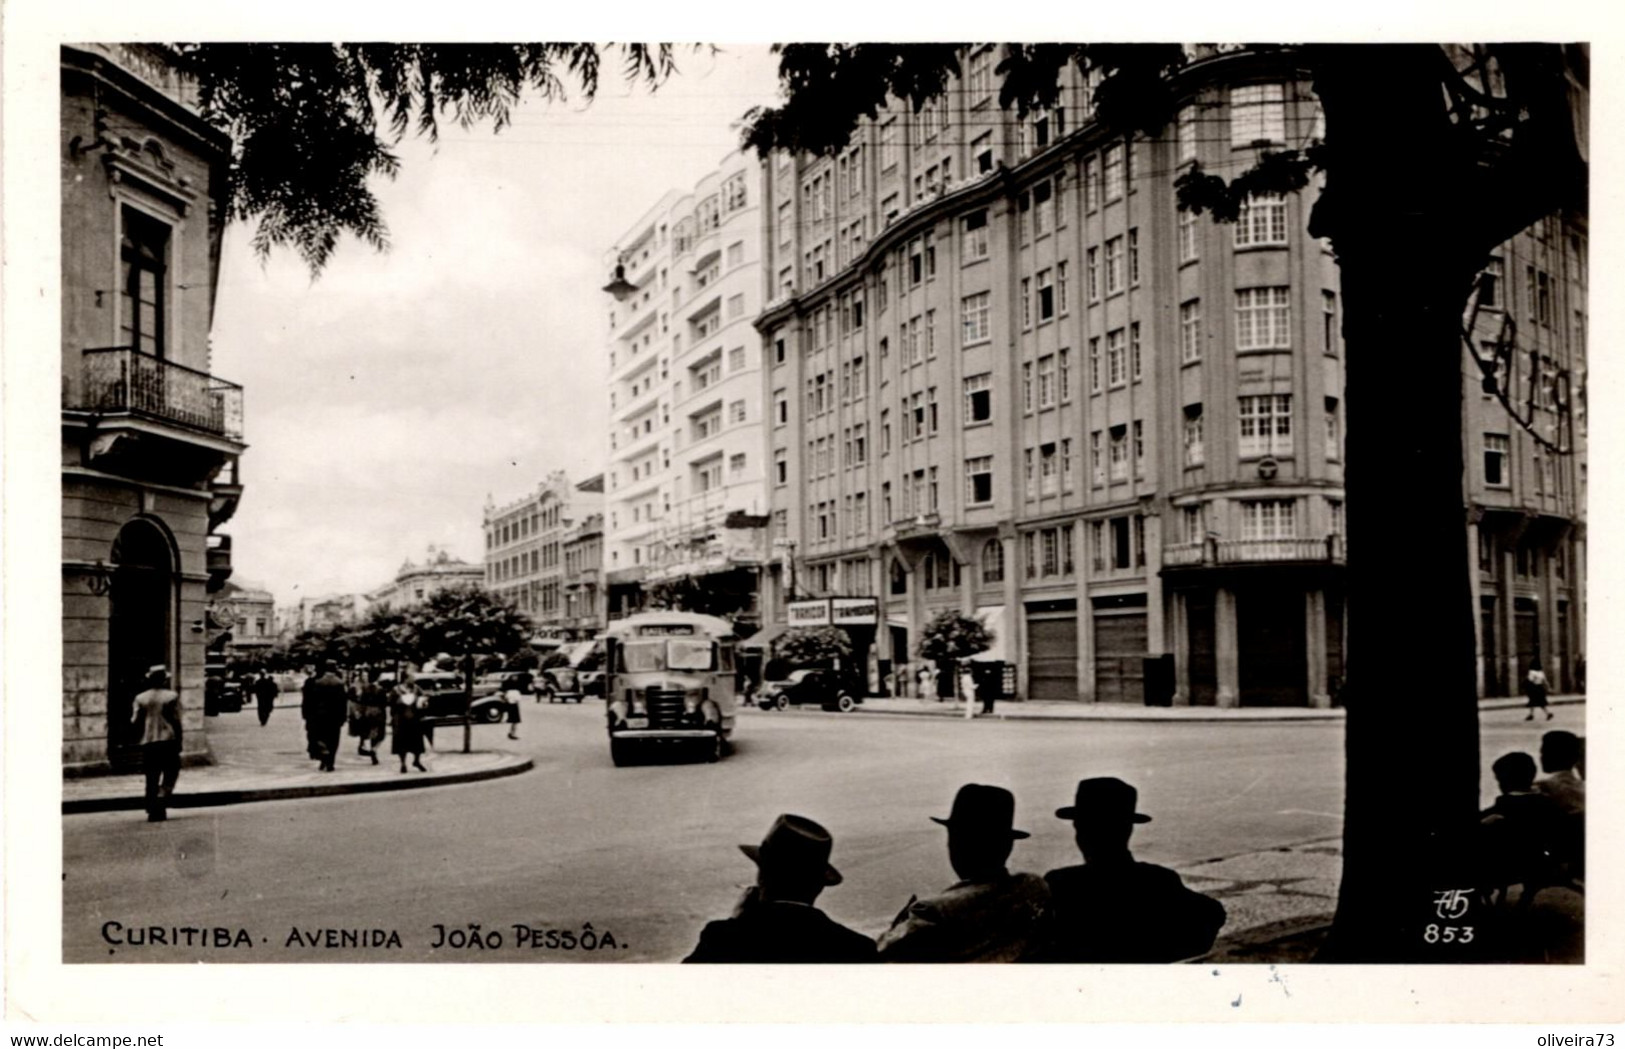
[367,546,483,613]
[60,45,246,771]
[756,46,1585,706]
[561,474,607,638]
[294,593,367,632]
[217,580,277,666]
[482,471,574,624]
[602,151,768,622]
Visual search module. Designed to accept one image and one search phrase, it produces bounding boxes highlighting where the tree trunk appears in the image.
[1310,46,1487,961]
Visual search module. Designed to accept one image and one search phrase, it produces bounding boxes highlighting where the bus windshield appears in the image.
[616,639,716,673]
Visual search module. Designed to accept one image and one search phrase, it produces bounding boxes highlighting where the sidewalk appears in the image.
[848,693,1585,723]
[1178,836,1344,962]
[62,708,532,814]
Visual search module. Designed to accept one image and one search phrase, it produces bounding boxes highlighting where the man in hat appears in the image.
[131,665,183,822]
[304,661,350,772]
[684,814,876,963]
[876,783,1050,962]
[252,671,280,727]
[1040,777,1226,963]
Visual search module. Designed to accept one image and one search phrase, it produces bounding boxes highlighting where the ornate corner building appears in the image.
[60,44,246,770]
[753,46,1586,706]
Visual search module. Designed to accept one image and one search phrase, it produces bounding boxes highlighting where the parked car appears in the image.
[414,672,516,723]
[537,665,601,703]
[756,668,862,713]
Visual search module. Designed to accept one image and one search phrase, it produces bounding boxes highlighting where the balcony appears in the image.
[206,533,233,592]
[1163,536,1345,567]
[74,347,243,441]
[890,511,942,539]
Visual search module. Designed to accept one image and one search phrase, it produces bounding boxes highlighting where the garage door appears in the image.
[1095,612,1147,705]
[1027,616,1079,700]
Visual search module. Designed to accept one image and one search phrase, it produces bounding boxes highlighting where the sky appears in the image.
[208,45,783,606]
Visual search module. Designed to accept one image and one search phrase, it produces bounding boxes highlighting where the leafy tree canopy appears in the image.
[917,610,994,664]
[170,43,688,273]
[398,585,535,665]
[778,625,853,667]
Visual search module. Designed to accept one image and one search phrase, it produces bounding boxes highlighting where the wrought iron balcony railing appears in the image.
[75,347,244,441]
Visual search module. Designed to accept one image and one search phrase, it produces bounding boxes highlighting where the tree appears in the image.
[399,586,534,671]
[167,43,690,273]
[916,610,994,666]
[777,626,852,668]
[741,43,1587,962]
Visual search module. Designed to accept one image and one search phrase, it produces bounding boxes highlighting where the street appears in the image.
[62,701,1575,962]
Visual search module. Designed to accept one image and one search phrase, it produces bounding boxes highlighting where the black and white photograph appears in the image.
[3,1,1620,1030]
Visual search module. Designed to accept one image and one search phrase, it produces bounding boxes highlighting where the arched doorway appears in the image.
[106,518,176,766]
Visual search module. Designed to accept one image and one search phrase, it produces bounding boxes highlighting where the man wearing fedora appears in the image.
[684,814,877,963]
[1040,777,1226,963]
[876,783,1050,962]
[304,661,349,772]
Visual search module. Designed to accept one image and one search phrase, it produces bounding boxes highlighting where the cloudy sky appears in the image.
[208,45,782,605]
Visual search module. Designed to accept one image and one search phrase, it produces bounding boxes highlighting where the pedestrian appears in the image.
[352,674,388,765]
[1038,777,1227,963]
[305,661,349,772]
[1523,658,1551,721]
[130,665,183,822]
[917,664,935,702]
[876,783,1050,962]
[391,671,429,774]
[300,668,320,760]
[252,671,279,727]
[505,686,522,741]
[684,814,876,963]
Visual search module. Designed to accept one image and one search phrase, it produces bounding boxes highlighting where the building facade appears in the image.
[561,474,608,638]
[483,470,574,624]
[601,152,769,623]
[755,46,1585,705]
[60,44,245,771]
[367,546,483,613]
[216,580,277,667]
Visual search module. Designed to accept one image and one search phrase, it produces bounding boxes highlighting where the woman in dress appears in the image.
[1524,658,1552,721]
[130,665,183,821]
[353,674,389,764]
[391,671,429,773]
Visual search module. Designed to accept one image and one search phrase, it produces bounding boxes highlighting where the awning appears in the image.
[738,622,791,650]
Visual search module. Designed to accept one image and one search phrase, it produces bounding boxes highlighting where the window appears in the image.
[965,373,992,423]
[1241,499,1297,539]
[1021,362,1035,413]
[1023,448,1036,498]
[1178,206,1199,263]
[1106,329,1126,387]
[1091,431,1104,486]
[961,292,990,345]
[730,399,747,424]
[1033,180,1053,235]
[1180,300,1202,361]
[694,309,721,340]
[1130,323,1142,381]
[1036,268,1055,321]
[1129,229,1141,285]
[1238,394,1292,457]
[982,539,1004,583]
[1177,104,1197,163]
[927,387,939,434]
[1087,248,1100,300]
[692,356,722,391]
[1059,348,1072,401]
[1061,438,1075,491]
[1057,261,1069,313]
[1109,425,1129,481]
[729,346,746,372]
[1235,287,1291,349]
[121,208,169,355]
[1329,499,1344,537]
[1480,256,1503,309]
[1038,354,1057,407]
[1089,337,1102,393]
[924,231,937,279]
[963,209,989,260]
[1040,443,1059,495]
[967,456,994,505]
[729,452,747,477]
[694,405,723,440]
[774,338,786,365]
[1322,291,1338,354]
[1103,144,1125,201]
[1020,278,1031,329]
[852,423,867,464]
[1324,397,1340,460]
[696,457,723,492]
[971,131,995,175]
[1133,420,1145,476]
[1235,192,1288,246]
[925,310,937,358]
[1484,433,1509,487]
[774,389,788,426]
[1231,83,1286,146]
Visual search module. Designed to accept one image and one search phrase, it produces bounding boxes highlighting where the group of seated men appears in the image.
[684,777,1226,964]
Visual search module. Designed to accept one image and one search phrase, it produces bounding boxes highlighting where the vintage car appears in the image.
[412,672,516,723]
[755,668,862,713]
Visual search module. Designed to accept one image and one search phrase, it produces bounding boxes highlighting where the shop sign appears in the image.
[787,599,832,626]
[831,596,879,625]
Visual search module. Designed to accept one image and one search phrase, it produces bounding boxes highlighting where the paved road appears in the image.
[62,700,1576,963]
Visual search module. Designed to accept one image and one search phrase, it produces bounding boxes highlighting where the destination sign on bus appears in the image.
[634,624,696,636]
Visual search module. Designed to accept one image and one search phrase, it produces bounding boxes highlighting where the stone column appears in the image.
[1075,524,1095,702]
[1500,547,1519,692]
[1143,510,1165,653]
[1306,587,1330,708]
[1466,514,1484,698]
[1215,585,1239,708]
[1170,590,1191,705]
[1001,530,1023,699]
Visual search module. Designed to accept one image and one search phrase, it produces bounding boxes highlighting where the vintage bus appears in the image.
[599,611,741,766]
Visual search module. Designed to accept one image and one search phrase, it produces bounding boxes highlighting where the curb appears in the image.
[850,694,1584,724]
[62,757,534,814]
